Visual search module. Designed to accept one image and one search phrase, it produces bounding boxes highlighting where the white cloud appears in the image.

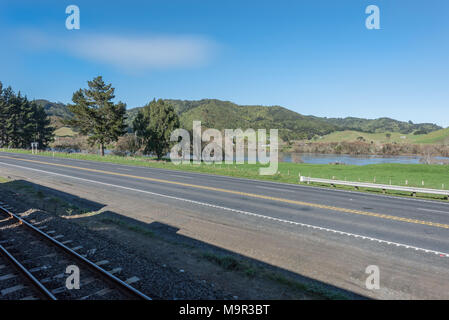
[70,34,216,70]
[19,30,217,71]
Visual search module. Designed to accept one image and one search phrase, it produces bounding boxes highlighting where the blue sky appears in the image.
[1,0,448,126]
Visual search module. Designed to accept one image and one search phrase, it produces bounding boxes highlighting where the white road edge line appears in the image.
[255,185,295,192]
[418,208,449,214]
[3,152,447,206]
[1,161,449,258]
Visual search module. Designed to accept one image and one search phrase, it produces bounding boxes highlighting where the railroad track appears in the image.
[0,247,44,300]
[0,202,151,300]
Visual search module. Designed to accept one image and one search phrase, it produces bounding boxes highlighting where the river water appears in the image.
[279,153,449,165]
[52,148,449,166]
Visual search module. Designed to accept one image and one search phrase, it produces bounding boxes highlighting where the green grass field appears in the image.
[318,129,449,144]
[54,126,76,137]
[1,148,448,198]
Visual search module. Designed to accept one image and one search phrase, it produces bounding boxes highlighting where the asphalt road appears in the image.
[1,151,449,299]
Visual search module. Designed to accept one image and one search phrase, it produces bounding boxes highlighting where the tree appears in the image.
[32,101,54,148]
[0,82,7,146]
[4,91,23,147]
[133,99,180,160]
[67,76,127,156]
[0,83,54,148]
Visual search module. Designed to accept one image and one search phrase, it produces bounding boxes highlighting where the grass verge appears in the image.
[1,148,448,200]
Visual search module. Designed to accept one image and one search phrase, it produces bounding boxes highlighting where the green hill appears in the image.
[126,99,443,141]
[322,117,440,134]
[413,127,449,144]
[34,99,73,119]
[125,99,339,140]
[318,128,449,145]
[175,99,339,140]
[38,98,444,142]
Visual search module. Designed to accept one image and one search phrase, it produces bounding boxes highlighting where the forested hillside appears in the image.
[42,97,443,142]
[35,99,73,119]
[174,99,338,140]
[322,117,441,134]
[125,99,442,141]
[125,99,338,140]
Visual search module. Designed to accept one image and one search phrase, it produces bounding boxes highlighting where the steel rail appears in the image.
[0,204,151,300]
[0,243,57,300]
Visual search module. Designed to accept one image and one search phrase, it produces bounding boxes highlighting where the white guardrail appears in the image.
[299,176,449,198]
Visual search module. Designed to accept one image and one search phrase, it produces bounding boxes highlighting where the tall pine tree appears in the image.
[0,82,54,149]
[67,76,127,156]
[32,101,54,148]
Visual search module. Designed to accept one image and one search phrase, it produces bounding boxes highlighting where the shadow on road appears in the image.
[0,179,368,300]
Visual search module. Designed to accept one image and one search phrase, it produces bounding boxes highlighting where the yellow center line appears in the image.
[2,154,449,230]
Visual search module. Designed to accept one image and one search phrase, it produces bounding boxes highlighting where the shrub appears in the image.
[113,134,141,156]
